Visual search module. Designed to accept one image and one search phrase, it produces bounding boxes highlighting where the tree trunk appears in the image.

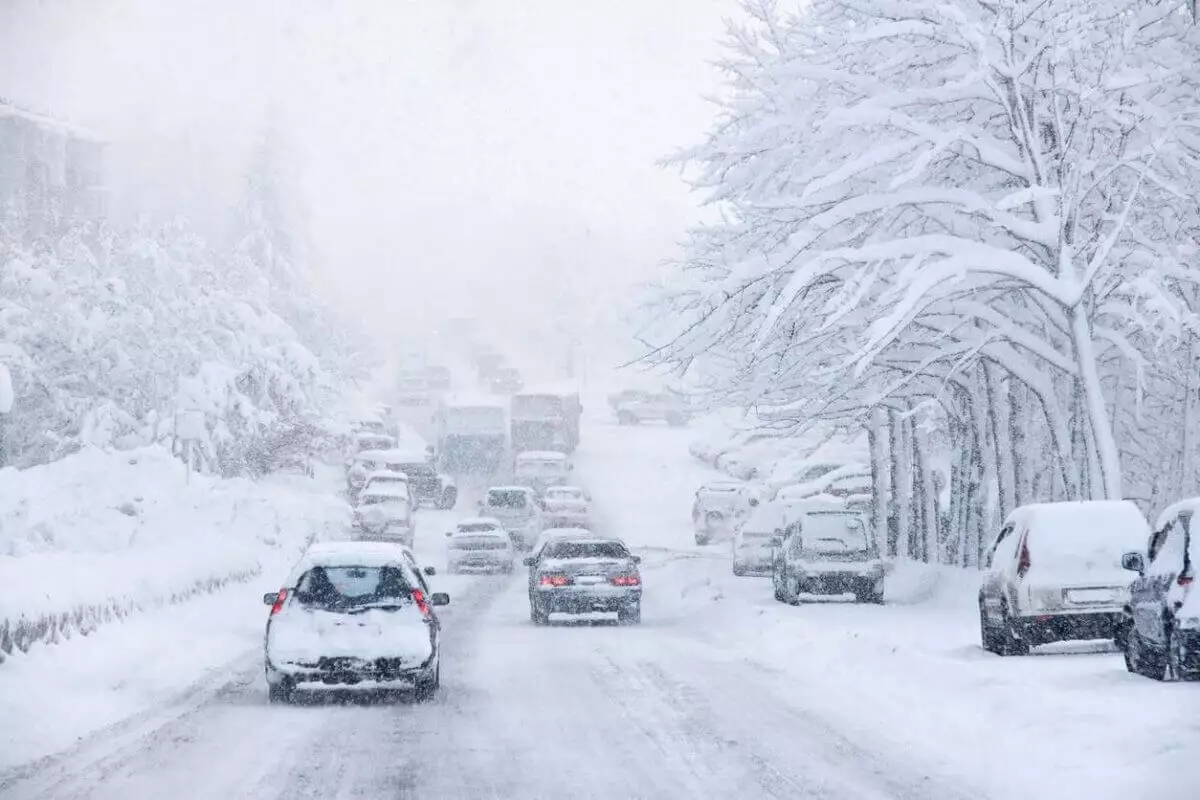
[985,363,1015,520]
[893,409,913,560]
[887,408,901,557]
[868,407,889,556]
[1009,381,1028,507]
[1070,306,1122,498]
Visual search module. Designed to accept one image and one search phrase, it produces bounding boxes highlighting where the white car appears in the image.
[479,486,544,549]
[513,450,573,495]
[446,517,516,573]
[354,486,416,547]
[262,541,448,703]
[541,485,591,529]
[732,502,790,576]
[980,500,1150,655]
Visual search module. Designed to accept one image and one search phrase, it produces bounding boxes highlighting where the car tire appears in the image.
[979,604,1000,654]
[665,414,685,427]
[268,679,293,705]
[732,563,747,577]
[619,603,642,625]
[414,663,440,702]
[772,571,786,603]
[617,411,638,426]
[695,534,710,546]
[440,487,458,510]
[998,605,1030,656]
[530,601,549,625]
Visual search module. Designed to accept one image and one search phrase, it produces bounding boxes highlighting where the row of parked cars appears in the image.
[696,458,1199,681]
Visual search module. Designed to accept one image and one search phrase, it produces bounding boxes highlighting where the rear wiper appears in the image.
[346,601,410,613]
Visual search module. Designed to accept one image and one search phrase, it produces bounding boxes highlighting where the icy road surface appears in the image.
[2,422,1193,799]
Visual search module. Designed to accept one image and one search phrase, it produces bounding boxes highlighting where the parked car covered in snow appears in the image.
[262,541,447,703]
[354,485,416,547]
[979,501,1149,656]
[513,450,572,495]
[692,480,760,545]
[733,502,790,576]
[771,505,885,603]
[540,485,591,529]
[773,462,871,502]
[610,390,691,426]
[445,517,516,574]
[1118,498,1200,681]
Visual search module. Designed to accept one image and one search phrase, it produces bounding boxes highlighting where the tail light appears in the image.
[539,574,571,587]
[1017,535,1031,578]
[270,588,288,616]
[611,575,641,586]
[412,588,431,617]
[1179,572,1194,587]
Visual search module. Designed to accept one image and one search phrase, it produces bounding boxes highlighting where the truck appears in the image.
[510,388,582,454]
[436,394,508,474]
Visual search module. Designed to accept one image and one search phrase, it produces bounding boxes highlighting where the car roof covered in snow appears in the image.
[1003,501,1149,565]
[361,484,409,498]
[1006,500,1148,531]
[453,518,507,534]
[699,480,745,492]
[442,392,507,409]
[544,485,584,494]
[356,448,429,463]
[1154,497,1200,531]
[366,470,409,481]
[287,541,418,581]
[487,485,536,494]
[516,450,568,461]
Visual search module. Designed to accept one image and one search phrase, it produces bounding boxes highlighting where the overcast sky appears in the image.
[0,0,739,367]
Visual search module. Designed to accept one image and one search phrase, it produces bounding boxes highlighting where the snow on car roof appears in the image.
[443,392,507,409]
[289,542,416,577]
[366,470,409,480]
[456,516,503,528]
[1154,497,1200,531]
[516,450,568,461]
[356,448,429,463]
[544,485,583,494]
[361,484,409,498]
[487,485,535,493]
[1005,501,1149,567]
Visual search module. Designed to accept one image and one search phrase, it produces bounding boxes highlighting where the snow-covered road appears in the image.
[2,422,1194,799]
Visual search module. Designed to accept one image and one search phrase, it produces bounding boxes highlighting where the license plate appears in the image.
[575,575,605,585]
[1067,588,1116,604]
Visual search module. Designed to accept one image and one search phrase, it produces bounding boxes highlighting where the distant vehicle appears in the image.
[436,395,507,474]
[610,390,690,427]
[479,486,543,549]
[472,350,506,382]
[354,485,416,547]
[354,432,397,454]
[733,502,790,576]
[396,372,432,406]
[425,365,453,392]
[353,419,389,436]
[771,505,885,603]
[369,454,457,509]
[692,480,759,545]
[262,541,447,703]
[363,470,413,511]
[541,485,591,529]
[513,450,573,495]
[445,517,516,574]
[979,501,1149,656]
[510,389,582,454]
[774,463,871,502]
[488,366,524,395]
[1119,498,1200,681]
[524,536,642,625]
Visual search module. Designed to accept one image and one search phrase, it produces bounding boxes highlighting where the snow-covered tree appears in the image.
[652,0,1200,560]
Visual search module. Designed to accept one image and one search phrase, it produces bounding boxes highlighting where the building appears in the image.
[0,98,107,236]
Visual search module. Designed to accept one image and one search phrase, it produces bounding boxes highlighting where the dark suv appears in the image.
[1118,501,1199,681]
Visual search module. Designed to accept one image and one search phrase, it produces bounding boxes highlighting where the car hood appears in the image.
[268,608,432,665]
[544,499,587,512]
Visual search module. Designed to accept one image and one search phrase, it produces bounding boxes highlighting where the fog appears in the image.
[1,0,737,372]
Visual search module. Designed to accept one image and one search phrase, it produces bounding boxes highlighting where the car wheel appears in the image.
[695,534,710,546]
[617,411,638,425]
[772,570,786,602]
[440,487,458,510]
[414,663,440,702]
[618,603,642,625]
[1165,623,1192,682]
[665,414,685,427]
[267,679,293,705]
[732,563,746,577]
[998,605,1029,656]
[530,601,549,625]
[979,604,1000,654]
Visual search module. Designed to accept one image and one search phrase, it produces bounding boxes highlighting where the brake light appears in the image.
[1179,573,1194,587]
[1017,535,1031,578]
[412,588,431,617]
[539,574,571,587]
[270,588,288,616]
[611,575,641,586]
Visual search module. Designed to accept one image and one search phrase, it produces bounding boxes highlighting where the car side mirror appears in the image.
[1121,552,1145,574]
[424,566,437,576]
[263,592,279,606]
[430,592,450,607]
[523,556,536,567]
[631,555,642,564]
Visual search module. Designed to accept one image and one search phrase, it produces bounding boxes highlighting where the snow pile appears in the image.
[0,446,349,662]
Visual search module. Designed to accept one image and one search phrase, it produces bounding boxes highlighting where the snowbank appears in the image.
[0,446,349,662]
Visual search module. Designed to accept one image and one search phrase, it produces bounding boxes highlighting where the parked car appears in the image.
[733,503,788,576]
[262,541,447,703]
[771,505,885,603]
[1118,498,1200,681]
[525,536,642,624]
[611,390,690,426]
[445,517,516,574]
[692,480,760,545]
[479,486,543,549]
[979,500,1149,656]
[773,463,870,501]
[354,486,416,547]
[541,485,591,529]
[513,450,573,495]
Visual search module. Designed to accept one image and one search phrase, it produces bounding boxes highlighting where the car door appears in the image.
[981,524,1015,615]
[1135,515,1185,648]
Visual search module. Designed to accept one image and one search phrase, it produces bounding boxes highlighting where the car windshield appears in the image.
[293,565,413,610]
[360,494,406,507]
[487,490,528,509]
[458,522,500,533]
[542,541,629,560]
[395,463,435,478]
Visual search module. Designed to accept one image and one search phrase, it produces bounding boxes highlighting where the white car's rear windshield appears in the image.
[799,513,870,552]
[543,541,629,560]
[487,490,528,509]
[294,565,413,611]
[458,522,500,532]
[1027,507,1147,570]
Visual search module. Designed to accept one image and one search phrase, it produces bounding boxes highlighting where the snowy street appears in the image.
[2,419,1189,800]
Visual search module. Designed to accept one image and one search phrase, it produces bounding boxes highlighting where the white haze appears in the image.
[0,0,738,373]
